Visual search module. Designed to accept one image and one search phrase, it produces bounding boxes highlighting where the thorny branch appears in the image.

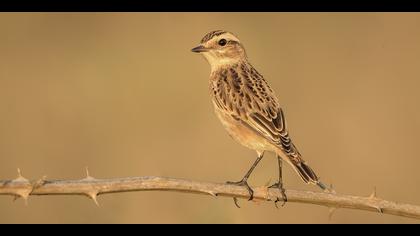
[1,169,420,220]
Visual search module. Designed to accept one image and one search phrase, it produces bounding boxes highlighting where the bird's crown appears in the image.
[200,30,240,44]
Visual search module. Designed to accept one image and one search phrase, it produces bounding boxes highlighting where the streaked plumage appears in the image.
[192,30,326,201]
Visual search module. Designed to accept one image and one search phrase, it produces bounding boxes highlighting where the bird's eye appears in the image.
[218,39,227,46]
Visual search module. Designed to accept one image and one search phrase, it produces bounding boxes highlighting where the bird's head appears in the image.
[191,30,247,70]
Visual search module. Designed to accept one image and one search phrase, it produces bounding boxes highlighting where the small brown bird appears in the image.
[192,30,326,203]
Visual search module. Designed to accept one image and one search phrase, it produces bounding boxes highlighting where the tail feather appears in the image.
[274,144,326,190]
[316,181,327,190]
[295,161,318,184]
[290,159,326,190]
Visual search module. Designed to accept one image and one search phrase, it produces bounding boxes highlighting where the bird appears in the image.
[191,30,327,204]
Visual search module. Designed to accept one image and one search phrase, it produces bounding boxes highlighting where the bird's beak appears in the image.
[191,45,208,53]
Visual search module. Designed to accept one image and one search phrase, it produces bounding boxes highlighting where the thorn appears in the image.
[369,186,378,199]
[85,166,91,178]
[91,196,99,207]
[15,190,30,205]
[17,175,47,205]
[13,168,31,205]
[206,191,217,197]
[84,167,95,181]
[367,187,383,213]
[328,183,337,194]
[328,207,337,221]
[22,195,29,206]
[14,190,30,205]
[86,191,99,206]
[15,168,29,182]
[366,202,383,213]
[32,176,47,191]
[365,203,383,213]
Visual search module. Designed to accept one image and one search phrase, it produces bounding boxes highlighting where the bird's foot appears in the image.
[226,179,254,202]
[269,182,287,208]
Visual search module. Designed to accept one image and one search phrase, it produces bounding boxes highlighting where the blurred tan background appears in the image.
[0,13,419,224]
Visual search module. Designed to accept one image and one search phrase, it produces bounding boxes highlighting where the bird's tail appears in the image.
[294,160,327,190]
[278,152,326,190]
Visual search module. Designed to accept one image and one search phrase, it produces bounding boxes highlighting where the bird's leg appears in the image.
[269,156,287,207]
[227,152,264,201]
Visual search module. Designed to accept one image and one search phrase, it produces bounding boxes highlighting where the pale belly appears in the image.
[213,104,276,154]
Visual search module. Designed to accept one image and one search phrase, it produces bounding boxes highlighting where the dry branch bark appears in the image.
[1,171,419,220]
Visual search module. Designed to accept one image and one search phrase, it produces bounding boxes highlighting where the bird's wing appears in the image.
[212,65,323,184]
[211,65,301,160]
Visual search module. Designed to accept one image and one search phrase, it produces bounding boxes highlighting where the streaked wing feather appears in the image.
[211,63,301,159]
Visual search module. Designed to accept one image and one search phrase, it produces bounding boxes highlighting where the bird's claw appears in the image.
[226,179,254,201]
[269,182,287,208]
